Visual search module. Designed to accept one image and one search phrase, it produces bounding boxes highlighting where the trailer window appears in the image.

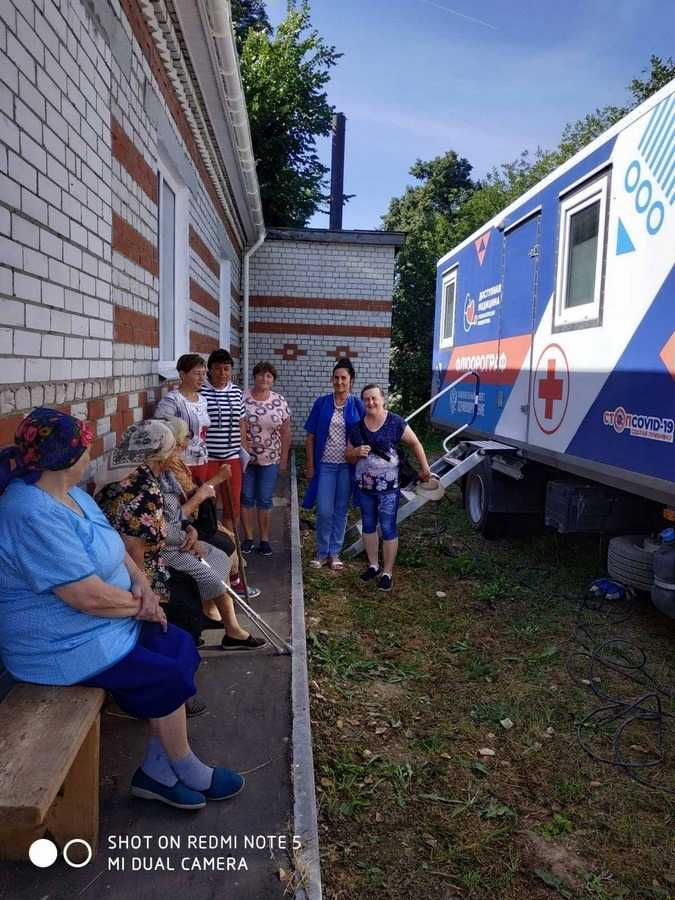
[440,270,457,348]
[554,173,608,329]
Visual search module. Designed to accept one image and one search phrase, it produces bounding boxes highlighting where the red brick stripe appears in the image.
[114,304,160,346]
[112,212,159,277]
[250,322,391,338]
[250,295,393,312]
[190,278,219,316]
[231,313,240,330]
[119,0,242,252]
[190,330,219,354]
[190,227,220,278]
[111,116,158,204]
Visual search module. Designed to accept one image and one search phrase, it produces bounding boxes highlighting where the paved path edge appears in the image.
[290,454,323,900]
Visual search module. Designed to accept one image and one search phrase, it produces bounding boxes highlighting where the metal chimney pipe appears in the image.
[329,112,346,230]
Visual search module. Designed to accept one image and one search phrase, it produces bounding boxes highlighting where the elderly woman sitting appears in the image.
[159,416,260,602]
[96,420,264,652]
[0,407,244,810]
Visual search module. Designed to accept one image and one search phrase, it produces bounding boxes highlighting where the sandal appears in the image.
[309,558,326,569]
[329,557,345,571]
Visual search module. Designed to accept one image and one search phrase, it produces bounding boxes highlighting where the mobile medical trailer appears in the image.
[430,79,674,538]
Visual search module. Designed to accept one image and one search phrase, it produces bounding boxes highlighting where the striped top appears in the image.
[201,381,245,460]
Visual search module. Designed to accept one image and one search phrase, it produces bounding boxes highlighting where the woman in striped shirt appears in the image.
[197,349,249,531]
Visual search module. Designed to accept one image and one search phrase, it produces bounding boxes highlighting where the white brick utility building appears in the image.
[0,0,402,456]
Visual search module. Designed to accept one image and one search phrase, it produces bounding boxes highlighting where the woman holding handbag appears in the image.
[346,384,432,592]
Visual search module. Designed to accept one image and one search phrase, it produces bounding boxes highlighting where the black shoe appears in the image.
[241,539,255,554]
[359,565,380,583]
[377,574,393,592]
[220,634,266,651]
[186,697,207,717]
[257,540,273,557]
[200,614,225,629]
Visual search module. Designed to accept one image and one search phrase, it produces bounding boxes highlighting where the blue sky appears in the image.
[264,0,675,230]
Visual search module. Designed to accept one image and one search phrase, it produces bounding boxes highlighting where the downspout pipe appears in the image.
[242,230,265,385]
[206,0,266,385]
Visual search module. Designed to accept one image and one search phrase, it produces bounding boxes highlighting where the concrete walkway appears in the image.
[0,464,320,900]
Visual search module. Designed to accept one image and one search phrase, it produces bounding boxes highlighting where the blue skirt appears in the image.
[79,623,200,719]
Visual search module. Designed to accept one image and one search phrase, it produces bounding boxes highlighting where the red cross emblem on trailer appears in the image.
[533,343,570,435]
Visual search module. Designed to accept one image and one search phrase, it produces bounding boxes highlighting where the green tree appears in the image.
[382,152,474,412]
[237,2,340,227]
[231,0,271,54]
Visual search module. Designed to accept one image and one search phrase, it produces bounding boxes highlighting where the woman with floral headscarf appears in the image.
[97,420,264,652]
[0,408,244,811]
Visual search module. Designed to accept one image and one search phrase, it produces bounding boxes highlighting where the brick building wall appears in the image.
[249,229,404,442]
[0,0,248,469]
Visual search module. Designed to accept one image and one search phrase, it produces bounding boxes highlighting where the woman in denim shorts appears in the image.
[346,384,431,591]
[241,362,291,556]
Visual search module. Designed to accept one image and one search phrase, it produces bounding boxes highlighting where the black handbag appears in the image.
[194,496,219,540]
[358,421,418,489]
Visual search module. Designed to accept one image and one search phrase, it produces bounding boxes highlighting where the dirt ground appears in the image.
[300,464,675,900]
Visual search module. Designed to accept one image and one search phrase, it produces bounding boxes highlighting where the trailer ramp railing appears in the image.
[404,369,481,454]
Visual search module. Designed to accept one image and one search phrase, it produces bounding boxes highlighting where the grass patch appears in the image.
[298,448,675,900]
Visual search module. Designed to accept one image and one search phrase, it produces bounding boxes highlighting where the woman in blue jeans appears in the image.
[346,384,431,591]
[303,358,364,570]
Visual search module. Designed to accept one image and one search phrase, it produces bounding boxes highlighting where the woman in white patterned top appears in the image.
[302,358,364,570]
[155,354,211,468]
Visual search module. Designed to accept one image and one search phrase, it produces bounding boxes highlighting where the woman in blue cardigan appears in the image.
[303,358,364,569]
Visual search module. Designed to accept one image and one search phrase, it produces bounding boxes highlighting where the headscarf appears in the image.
[93,419,176,495]
[156,416,195,495]
[0,407,93,493]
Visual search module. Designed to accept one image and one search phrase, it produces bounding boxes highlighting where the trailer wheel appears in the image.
[464,468,502,539]
[607,534,658,591]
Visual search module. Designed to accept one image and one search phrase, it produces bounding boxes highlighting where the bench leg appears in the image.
[45,714,101,859]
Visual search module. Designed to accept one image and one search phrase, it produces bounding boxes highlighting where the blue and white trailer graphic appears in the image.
[430,79,675,521]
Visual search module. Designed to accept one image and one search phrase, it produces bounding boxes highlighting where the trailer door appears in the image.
[496,211,540,443]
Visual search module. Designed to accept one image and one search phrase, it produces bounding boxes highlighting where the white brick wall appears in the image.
[249,236,397,441]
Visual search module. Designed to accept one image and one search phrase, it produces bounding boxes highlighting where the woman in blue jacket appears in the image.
[303,358,364,569]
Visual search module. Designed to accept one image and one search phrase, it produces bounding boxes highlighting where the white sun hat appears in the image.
[414,474,445,501]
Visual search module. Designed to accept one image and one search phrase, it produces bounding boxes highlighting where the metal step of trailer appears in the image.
[343,440,516,557]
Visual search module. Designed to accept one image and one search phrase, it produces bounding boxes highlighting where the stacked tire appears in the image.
[607,534,659,591]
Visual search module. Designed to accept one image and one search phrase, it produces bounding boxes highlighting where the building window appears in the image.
[157,157,189,372]
[554,172,609,329]
[440,269,457,348]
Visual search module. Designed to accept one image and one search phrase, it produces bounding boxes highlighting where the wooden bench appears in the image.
[0,683,104,861]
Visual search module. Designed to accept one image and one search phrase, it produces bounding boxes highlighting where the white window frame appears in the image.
[439,268,457,349]
[157,155,189,374]
[219,258,232,350]
[554,173,609,329]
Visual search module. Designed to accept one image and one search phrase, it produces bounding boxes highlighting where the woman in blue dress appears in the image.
[303,358,364,570]
[0,408,245,810]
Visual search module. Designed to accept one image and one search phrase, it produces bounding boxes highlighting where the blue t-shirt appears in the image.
[348,413,407,493]
[0,481,140,685]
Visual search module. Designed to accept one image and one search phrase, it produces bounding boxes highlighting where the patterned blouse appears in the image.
[243,389,290,466]
[97,465,170,597]
[321,406,347,463]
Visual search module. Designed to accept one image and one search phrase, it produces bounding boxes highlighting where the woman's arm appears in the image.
[345,440,370,464]
[240,417,252,452]
[123,551,164,624]
[55,575,141,618]
[401,426,432,481]
[180,483,216,518]
[279,418,292,472]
